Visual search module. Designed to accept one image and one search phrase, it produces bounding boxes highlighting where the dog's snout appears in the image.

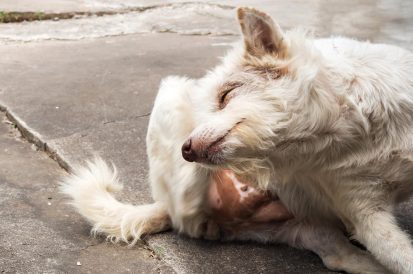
[182,139,197,162]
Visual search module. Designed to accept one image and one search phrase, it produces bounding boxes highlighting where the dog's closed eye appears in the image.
[218,82,243,109]
[219,89,232,106]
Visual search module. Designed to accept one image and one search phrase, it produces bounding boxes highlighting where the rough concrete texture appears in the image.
[1,0,413,273]
[0,0,194,12]
[0,113,174,274]
[1,0,412,50]
[0,3,236,43]
[0,34,230,141]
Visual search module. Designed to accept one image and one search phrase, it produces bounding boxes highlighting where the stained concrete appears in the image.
[0,113,173,274]
[0,0,187,12]
[1,0,412,50]
[1,0,413,273]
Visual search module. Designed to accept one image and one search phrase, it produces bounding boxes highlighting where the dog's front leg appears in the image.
[226,221,388,274]
[295,223,389,274]
[350,210,413,274]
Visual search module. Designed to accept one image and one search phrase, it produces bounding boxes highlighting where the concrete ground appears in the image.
[0,113,174,274]
[0,1,412,273]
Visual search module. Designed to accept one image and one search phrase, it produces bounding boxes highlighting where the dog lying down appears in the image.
[61,6,413,274]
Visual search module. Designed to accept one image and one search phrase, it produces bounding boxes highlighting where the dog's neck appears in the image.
[268,46,371,172]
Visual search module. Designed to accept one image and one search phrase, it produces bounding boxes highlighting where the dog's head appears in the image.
[182,7,322,183]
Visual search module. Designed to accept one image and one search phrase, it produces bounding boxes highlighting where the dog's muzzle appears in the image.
[181,135,225,164]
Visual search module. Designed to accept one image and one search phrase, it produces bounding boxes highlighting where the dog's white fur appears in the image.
[61,7,413,274]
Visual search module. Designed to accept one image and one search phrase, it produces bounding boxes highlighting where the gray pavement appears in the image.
[1,1,412,48]
[0,113,173,274]
[1,1,413,273]
[0,0,193,12]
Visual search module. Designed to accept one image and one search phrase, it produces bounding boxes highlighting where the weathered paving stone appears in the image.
[0,113,174,274]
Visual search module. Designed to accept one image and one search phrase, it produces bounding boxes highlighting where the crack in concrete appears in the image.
[0,101,153,170]
[0,104,176,272]
[0,102,76,171]
[102,112,151,125]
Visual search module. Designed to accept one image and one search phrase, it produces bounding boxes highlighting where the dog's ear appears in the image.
[237,7,287,57]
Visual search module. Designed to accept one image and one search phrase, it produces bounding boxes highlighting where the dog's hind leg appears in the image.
[351,210,413,274]
[228,221,388,274]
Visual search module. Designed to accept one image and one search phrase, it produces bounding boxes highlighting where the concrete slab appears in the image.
[0,33,231,141]
[0,3,236,43]
[0,113,173,274]
[0,0,180,12]
[0,0,89,13]
[1,0,412,49]
[48,117,154,204]
[0,0,230,13]
[148,234,332,274]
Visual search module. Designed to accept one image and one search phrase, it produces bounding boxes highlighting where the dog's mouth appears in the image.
[202,134,228,165]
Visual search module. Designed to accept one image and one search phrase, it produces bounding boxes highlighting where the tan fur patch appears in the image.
[244,64,288,80]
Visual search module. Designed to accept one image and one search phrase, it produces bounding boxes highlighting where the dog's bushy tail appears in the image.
[60,158,171,245]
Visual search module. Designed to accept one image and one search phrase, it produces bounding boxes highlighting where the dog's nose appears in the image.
[182,139,197,162]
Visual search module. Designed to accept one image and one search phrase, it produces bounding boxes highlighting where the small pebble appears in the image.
[76,261,82,266]
[55,106,59,109]
[47,202,52,206]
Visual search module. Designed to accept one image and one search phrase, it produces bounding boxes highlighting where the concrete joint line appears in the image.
[0,102,177,272]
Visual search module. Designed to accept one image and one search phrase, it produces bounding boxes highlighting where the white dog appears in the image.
[61,7,413,274]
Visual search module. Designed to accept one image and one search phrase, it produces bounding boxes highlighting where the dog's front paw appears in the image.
[322,249,390,274]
